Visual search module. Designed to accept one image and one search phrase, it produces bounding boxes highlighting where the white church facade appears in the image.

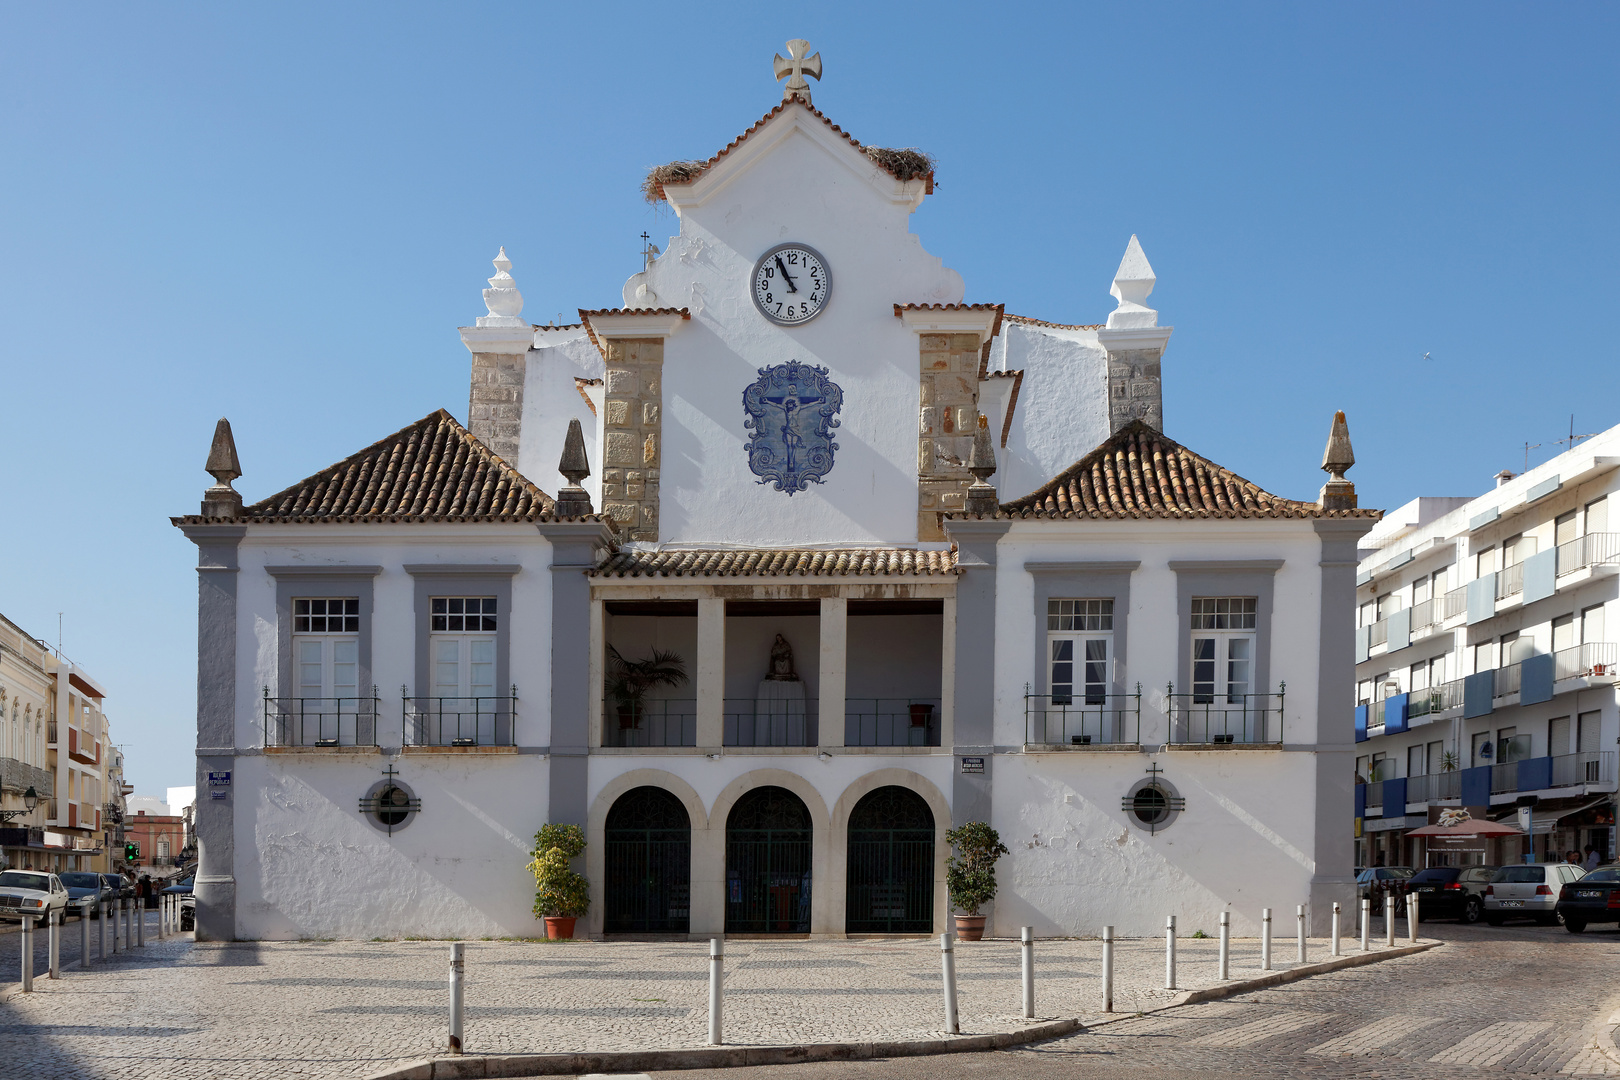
[175,44,1380,942]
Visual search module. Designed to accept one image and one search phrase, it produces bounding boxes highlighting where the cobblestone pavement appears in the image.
[2,919,1417,1079]
[673,921,1620,1080]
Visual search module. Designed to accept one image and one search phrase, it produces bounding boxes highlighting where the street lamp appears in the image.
[0,786,40,822]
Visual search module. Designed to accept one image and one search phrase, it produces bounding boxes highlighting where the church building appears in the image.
[175,42,1380,942]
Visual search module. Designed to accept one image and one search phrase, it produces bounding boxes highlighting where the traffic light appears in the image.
[125,841,139,861]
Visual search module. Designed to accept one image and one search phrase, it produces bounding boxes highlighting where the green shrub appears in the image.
[944,821,1009,916]
[528,824,589,918]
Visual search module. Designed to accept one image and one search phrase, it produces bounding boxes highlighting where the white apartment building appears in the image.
[1353,425,1620,868]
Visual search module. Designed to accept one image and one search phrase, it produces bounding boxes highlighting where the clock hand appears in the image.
[774,255,799,293]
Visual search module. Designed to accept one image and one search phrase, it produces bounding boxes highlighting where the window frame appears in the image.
[1170,561,1278,715]
[1046,598,1114,706]
[268,567,382,731]
[405,565,520,731]
[1025,561,1138,705]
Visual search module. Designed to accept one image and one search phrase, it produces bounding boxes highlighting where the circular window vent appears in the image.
[1122,774,1185,834]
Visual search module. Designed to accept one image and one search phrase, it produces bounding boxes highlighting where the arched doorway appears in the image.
[726,786,812,933]
[604,786,691,934]
[846,786,935,933]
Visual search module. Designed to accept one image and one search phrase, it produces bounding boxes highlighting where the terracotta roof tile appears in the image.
[993,421,1383,521]
[591,547,958,578]
[646,99,935,202]
[1003,313,1106,331]
[175,411,602,525]
[577,307,692,358]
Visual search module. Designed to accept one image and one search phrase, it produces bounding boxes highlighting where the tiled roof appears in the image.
[1003,314,1106,331]
[180,411,582,525]
[646,99,935,201]
[994,421,1383,521]
[578,307,692,357]
[591,548,958,578]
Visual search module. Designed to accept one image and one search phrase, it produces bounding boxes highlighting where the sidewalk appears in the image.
[0,930,1436,1080]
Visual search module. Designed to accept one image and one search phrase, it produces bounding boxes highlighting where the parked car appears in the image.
[1556,865,1620,932]
[1485,863,1588,925]
[58,871,112,918]
[100,873,134,901]
[179,893,194,931]
[0,869,71,923]
[1405,865,1499,923]
[1356,866,1416,913]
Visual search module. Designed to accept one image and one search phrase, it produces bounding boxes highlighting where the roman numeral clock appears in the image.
[752,243,830,325]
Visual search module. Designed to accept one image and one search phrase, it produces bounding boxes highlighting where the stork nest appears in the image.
[863,147,936,182]
[642,160,708,204]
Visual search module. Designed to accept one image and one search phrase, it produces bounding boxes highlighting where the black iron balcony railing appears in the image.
[844,699,942,747]
[263,687,380,747]
[1024,685,1142,746]
[1166,683,1285,745]
[726,698,819,747]
[604,698,696,748]
[403,687,517,747]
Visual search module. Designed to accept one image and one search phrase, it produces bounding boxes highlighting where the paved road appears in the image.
[0,904,161,979]
[667,921,1620,1079]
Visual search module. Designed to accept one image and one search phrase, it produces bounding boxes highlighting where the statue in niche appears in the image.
[767,634,800,681]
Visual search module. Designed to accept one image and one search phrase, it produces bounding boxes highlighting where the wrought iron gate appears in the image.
[604,786,691,934]
[846,786,935,933]
[725,786,812,933]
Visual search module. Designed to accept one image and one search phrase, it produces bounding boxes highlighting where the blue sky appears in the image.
[1,4,1616,798]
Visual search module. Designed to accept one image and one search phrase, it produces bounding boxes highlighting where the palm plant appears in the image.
[606,645,689,729]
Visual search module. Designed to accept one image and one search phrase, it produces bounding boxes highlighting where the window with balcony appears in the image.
[1190,597,1255,703]
[1047,599,1113,706]
[423,597,501,746]
[1553,614,1576,654]
[1409,660,1429,692]
[1477,546,1497,578]
[294,599,360,744]
[1556,511,1579,548]
[1589,497,1609,535]
[1427,740,1445,773]
[1504,533,1535,568]
[1407,744,1424,778]
[1584,605,1606,645]
[1549,715,1571,757]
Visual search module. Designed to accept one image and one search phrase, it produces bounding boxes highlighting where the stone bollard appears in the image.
[49,909,60,979]
[1020,926,1034,1019]
[1218,911,1230,981]
[1384,895,1395,947]
[99,900,107,959]
[1165,915,1177,990]
[1296,905,1307,964]
[1408,892,1419,944]
[1101,926,1114,1013]
[448,943,465,1054]
[709,938,724,1045]
[1331,902,1341,957]
[1261,908,1272,970]
[940,933,960,1035]
[81,902,91,967]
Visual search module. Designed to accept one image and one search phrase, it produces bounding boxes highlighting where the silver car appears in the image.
[1485,863,1587,925]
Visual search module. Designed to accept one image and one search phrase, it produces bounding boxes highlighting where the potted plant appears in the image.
[528,823,588,940]
[945,821,1008,941]
[606,645,689,729]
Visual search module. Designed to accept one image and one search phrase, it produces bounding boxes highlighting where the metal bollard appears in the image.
[81,902,91,966]
[1261,908,1272,970]
[21,914,34,991]
[1296,905,1307,964]
[1408,893,1419,944]
[1384,894,1394,947]
[125,896,134,950]
[940,933,960,1035]
[1360,898,1370,952]
[1165,915,1177,990]
[709,938,724,1045]
[49,909,60,979]
[1218,911,1230,981]
[137,898,145,947]
[1101,925,1115,1013]
[448,942,465,1054]
[1020,926,1034,1019]
[99,901,107,959]
[1331,902,1341,957]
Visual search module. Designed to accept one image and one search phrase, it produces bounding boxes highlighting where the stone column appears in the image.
[537,522,615,827]
[917,332,984,541]
[696,598,726,750]
[1096,328,1169,434]
[459,326,534,462]
[818,597,848,747]
[940,519,1010,830]
[600,339,664,542]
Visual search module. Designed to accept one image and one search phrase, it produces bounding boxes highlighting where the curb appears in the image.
[1171,939,1440,1008]
[361,1017,1083,1080]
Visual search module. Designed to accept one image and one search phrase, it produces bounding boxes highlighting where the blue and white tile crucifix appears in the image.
[742,361,843,495]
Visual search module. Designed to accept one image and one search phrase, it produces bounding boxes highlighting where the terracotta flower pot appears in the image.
[544,916,577,940]
[953,914,986,941]
[617,704,639,730]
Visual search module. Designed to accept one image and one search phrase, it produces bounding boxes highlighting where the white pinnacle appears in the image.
[478,246,527,327]
[1107,234,1158,329]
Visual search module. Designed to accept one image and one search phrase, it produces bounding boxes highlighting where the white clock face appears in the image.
[752,243,830,325]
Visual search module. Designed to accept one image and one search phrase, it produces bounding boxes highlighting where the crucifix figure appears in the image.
[760,381,823,475]
[773,39,822,104]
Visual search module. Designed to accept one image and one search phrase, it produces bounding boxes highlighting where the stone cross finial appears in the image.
[965,413,1000,516]
[1107,235,1158,329]
[477,246,527,328]
[201,418,244,519]
[773,39,822,104]
[553,417,595,518]
[1318,410,1358,510]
